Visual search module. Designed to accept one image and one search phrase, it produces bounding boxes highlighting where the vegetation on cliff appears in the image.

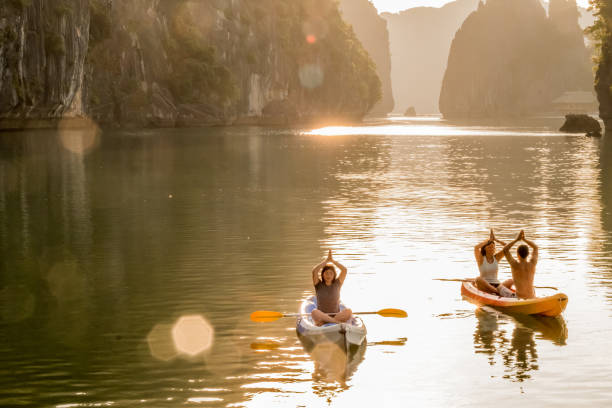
[587,0,612,133]
[338,0,394,115]
[1,0,382,128]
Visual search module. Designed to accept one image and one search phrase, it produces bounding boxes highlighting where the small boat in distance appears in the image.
[461,282,568,317]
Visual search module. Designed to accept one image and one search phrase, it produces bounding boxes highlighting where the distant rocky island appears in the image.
[339,0,394,116]
[0,0,382,129]
[439,0,592,119]
[383,0,480,114]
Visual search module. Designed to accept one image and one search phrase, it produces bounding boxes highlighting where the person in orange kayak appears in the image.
[474,229,515,297]
[502,230,538,299]
[311,250,352,326]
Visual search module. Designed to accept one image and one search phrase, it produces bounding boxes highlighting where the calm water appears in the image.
[1,117,612,407]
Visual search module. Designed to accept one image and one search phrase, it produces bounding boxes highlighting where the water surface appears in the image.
[1,117,612,407]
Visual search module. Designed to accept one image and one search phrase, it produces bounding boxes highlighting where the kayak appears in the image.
[461,282,568,317]
[296,296,367,348]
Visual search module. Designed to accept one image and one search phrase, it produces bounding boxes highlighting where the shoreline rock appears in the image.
[559,114,602,136]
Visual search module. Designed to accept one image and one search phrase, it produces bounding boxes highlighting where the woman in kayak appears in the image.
[474,229,514,297]
[311,250,352,326]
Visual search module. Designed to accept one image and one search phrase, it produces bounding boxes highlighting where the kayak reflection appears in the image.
[297,331,366,400]
[473,307,567,382]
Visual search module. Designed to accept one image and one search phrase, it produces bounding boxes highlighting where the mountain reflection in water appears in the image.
[473,307,568,382]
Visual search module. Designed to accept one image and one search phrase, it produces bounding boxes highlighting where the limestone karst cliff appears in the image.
[338,0,394,116]
[0,0,381,128]
[588,0,612,135]
[439,0,592,119]
[383,0,480,114]
[0,0,91,125]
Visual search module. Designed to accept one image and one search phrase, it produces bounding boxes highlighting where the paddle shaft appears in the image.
[279,311,384,318]
[433,278,558,291]
[250,307,407,322]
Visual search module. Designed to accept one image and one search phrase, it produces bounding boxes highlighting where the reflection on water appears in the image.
[298,333,367,401]
[473,307,568,382]
[600,144,612,304]
[2,120,612,406]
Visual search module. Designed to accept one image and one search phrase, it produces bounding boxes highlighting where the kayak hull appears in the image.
[461,282,568,317]
[296,296,367,347]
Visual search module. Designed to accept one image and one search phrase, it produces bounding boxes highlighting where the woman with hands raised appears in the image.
[310,250,352,326]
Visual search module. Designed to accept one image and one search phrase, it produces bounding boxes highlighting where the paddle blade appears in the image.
[377,308,407,318]
[250,311,283,323]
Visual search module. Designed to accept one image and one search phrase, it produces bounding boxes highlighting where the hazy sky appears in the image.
[370,0,590,13]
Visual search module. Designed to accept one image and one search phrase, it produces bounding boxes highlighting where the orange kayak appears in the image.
[461,282,568,317]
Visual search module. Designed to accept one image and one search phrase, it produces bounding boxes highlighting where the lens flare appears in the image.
[302,18,329,42]
[172,315,214,356]
[147,323,178,361]
[58,117,100,155]
[46,260,86,302]
[299,64,324,89]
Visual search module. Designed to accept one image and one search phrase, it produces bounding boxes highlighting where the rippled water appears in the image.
[1,117,612,407]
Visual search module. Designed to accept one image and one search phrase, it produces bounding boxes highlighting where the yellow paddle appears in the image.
[250,308,407,323]
[433,278,559,291]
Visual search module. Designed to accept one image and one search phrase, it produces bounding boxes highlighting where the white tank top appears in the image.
[478,257,499,284]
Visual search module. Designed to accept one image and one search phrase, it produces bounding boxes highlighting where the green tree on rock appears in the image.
[587,0,612,134]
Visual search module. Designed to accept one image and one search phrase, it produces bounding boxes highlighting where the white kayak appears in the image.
[296,296,367,347]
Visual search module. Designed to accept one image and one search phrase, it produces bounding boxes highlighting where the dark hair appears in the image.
[321,265,336,282]
[480,241,494,256]
[517,245,529,259]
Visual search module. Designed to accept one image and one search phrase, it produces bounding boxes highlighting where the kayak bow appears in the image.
[461,282,568,317]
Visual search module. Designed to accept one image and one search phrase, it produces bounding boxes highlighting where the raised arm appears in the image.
[311,252,331,286]
[523,235,539,265]
[474,229,494,263]
[331,255,348,285]
[503,231,522,267]
[491,229,507,261]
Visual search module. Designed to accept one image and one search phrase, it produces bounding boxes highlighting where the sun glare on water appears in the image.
[306,124,566,137]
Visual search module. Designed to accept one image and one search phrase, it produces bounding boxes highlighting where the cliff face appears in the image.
[338,0,394,116]
[0,0,381,128]
[383,0,480,114]
[0,0,90,125]
[439,0,592,119]
[589,0,612,135]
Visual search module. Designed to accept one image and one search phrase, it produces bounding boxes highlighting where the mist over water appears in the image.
[1,117,612,407]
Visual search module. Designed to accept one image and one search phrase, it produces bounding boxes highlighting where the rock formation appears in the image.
[439,0,593,119]
[383,0,480,114]
[0,0,91,125]
[338,0,394,116]
[589,0,612,135]
[0,0,382,128]
[559,114,602,136]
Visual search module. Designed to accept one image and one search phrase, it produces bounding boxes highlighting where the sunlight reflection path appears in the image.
[307,124,567,137]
